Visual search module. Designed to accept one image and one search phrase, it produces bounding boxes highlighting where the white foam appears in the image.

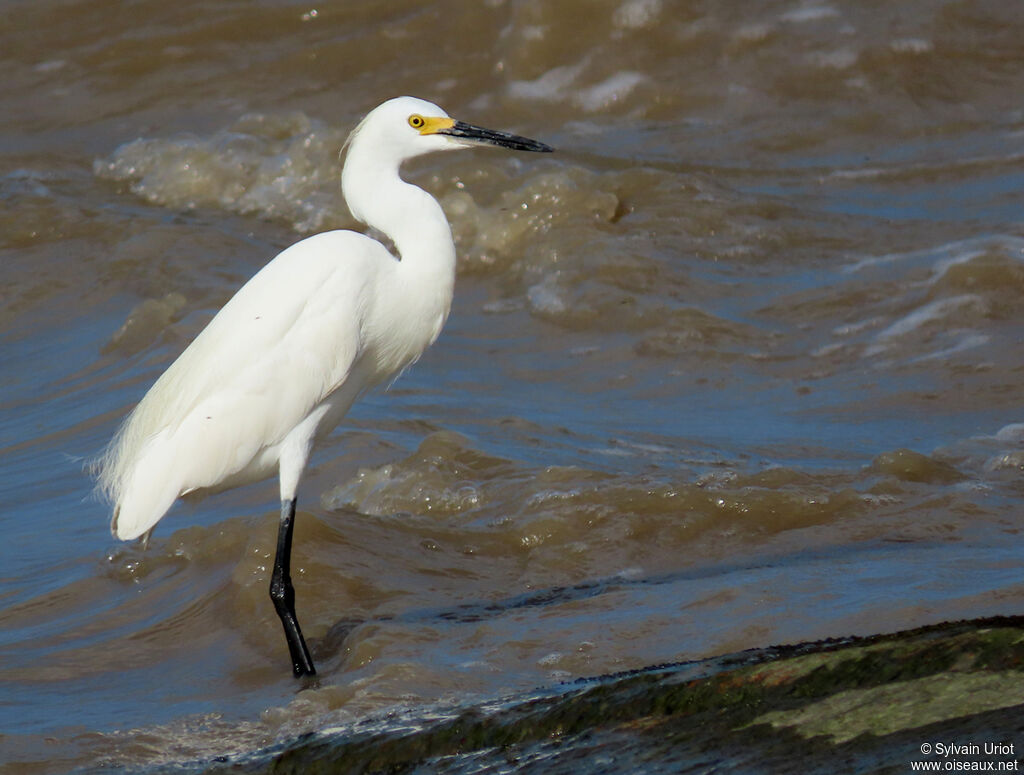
[507,62,588,102]
[890,38,933,54]
[872,294,984,343]
[845,236,1024,275]
[576,72,648,111]
[508,62,646,112]
[994,424,1024,443]
[95,112,346,233]
[612,0,663,30]
[909,332,990,362]
[780,4,840,23]
[526,274,569,316]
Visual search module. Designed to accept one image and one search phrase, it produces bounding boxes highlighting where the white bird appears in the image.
[95,96,552,677]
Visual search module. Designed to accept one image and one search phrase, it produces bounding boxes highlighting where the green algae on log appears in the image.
[218,616,1024,774]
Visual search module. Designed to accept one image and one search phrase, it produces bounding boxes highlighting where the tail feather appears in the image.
[94,424,183,542]
[109,435,185,540]
[112,478,180,541]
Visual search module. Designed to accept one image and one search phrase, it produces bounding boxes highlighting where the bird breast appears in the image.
[358,264,452,386]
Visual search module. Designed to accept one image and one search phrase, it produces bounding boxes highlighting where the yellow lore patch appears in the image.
[410,114,456,135]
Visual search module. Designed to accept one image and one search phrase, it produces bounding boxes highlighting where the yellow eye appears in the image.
[408,114,425,129]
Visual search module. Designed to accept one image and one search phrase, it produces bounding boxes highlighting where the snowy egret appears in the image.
[95,96,552,677]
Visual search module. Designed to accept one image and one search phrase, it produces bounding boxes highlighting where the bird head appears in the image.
[344,96,553,167]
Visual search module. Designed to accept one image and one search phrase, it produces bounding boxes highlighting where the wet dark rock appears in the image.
[212,615,1024,774]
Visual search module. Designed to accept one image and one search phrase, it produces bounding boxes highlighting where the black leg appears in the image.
[269,498,316,677]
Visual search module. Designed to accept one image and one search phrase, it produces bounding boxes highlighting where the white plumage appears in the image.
[94,96,552,676]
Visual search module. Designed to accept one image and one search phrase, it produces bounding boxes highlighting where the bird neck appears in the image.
[341,154,457,284]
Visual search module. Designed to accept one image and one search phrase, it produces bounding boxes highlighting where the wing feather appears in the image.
[96,229,392,539]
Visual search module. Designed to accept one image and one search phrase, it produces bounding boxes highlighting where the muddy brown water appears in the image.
[2,1,1024,771]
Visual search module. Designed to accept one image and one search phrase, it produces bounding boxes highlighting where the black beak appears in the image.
[438,121,554,153]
